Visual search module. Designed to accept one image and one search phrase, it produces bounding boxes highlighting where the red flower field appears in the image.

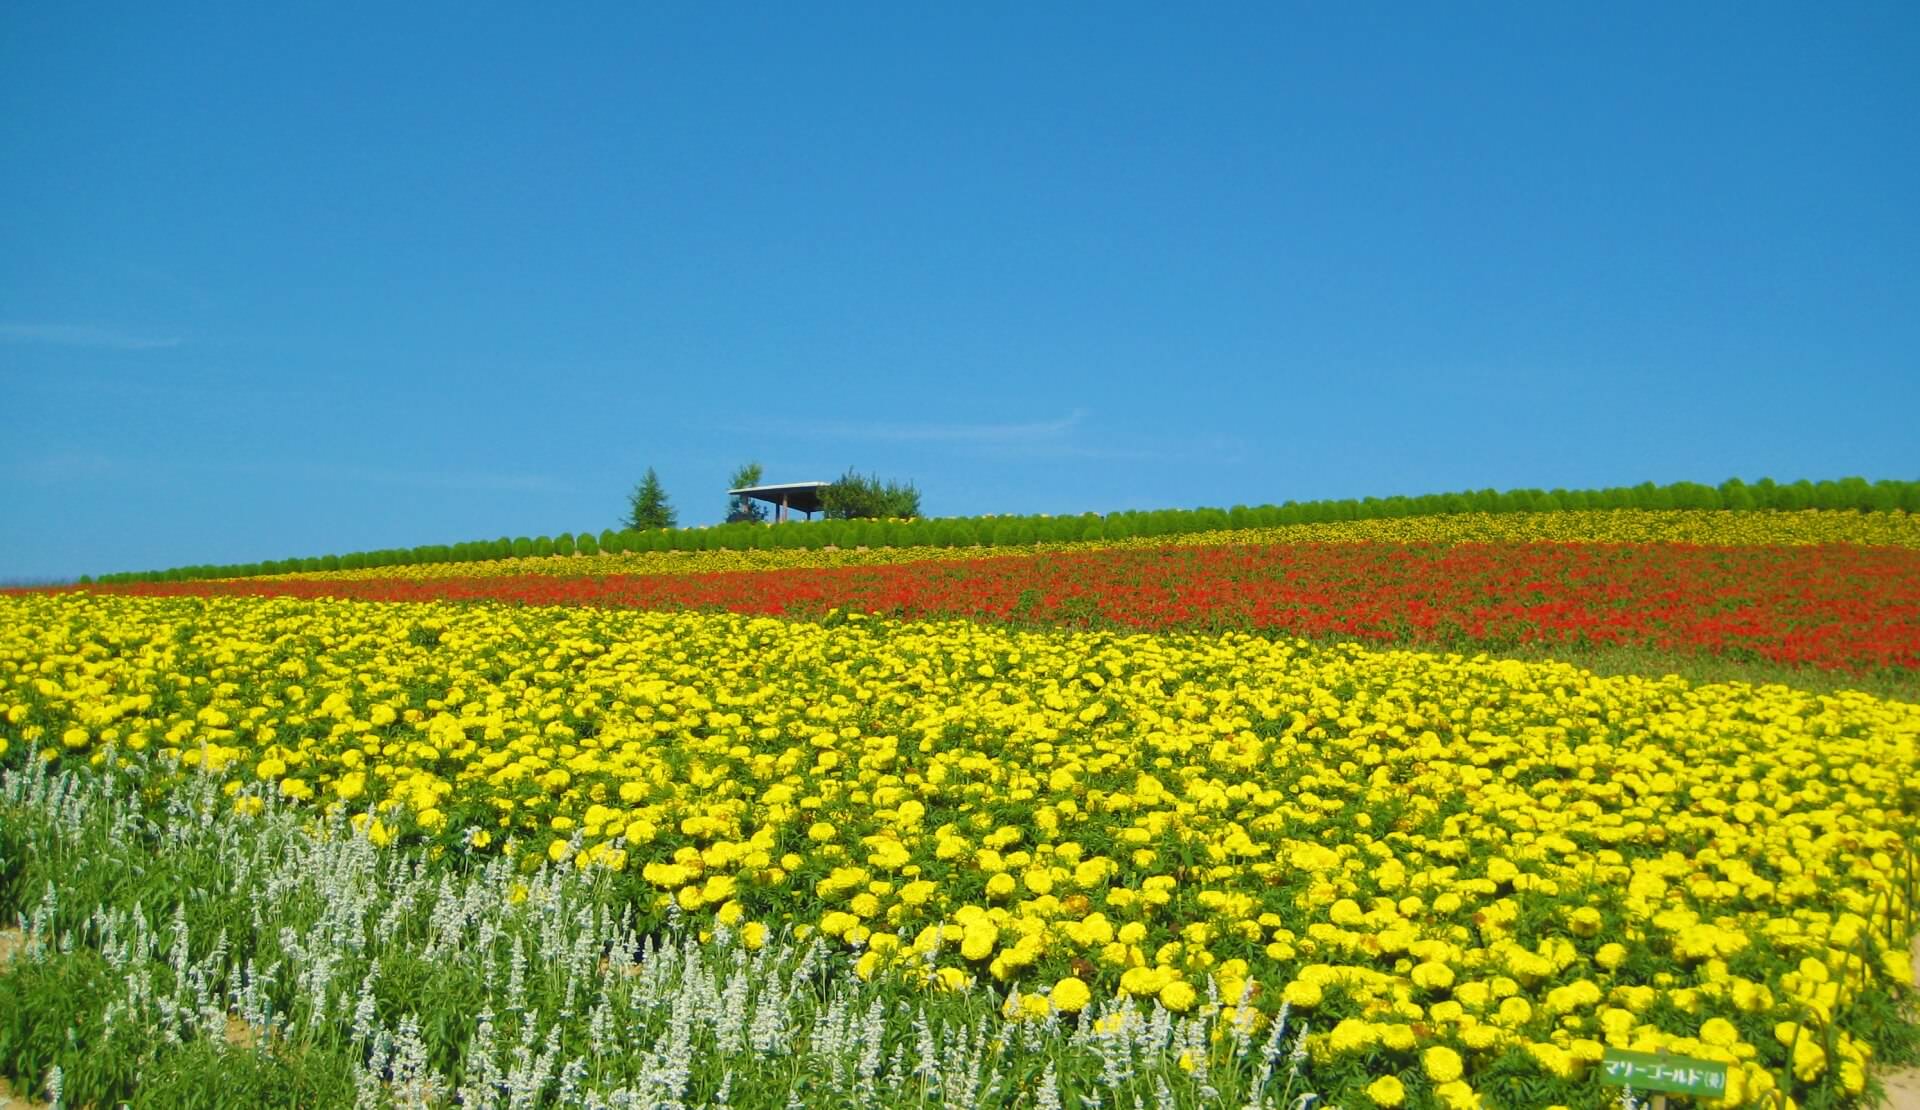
[96,541,1920,673]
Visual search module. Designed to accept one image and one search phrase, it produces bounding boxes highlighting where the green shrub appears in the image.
[0,949,144,1106]
[821,469,921,519]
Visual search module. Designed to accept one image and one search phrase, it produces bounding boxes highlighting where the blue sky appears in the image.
[3,4,1916,580]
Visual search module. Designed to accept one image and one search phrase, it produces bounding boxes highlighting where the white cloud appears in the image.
[0,322,182,351]
[776,409,1088,445]
[287,462,570,495]
[715,408,1246,464]
[0,452,118,484]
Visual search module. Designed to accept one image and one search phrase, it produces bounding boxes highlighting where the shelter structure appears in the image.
[729,481,829,523]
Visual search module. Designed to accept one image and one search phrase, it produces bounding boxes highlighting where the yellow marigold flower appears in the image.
[1700,1017,1740,1047]
[1527,1041,1577,1079]
[1283,979,1323,1008]
[1424,1044,1464,1083]
[960,922,997,961]
[1158,980,1197,1013]
[1496,996,1532,1026]
[1840,1057,1866,1094]
[1366,1075,1406,1107]
[1328,1019,1376,1054]
[1050,976,1092,1013]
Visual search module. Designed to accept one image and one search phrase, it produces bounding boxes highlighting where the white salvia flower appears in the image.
[557,1057,588,1106]
[810,993,849,1061]
[944,1023,987,1110]
[350,958,381,1047]
[303,950,338,1029]
[588,984,615,1057]
[168,902,190,982]
[460,1007,502,1109]
[715,967,750,1053]
[1228,978,1260,1055]
[1035,1061,1062,1110]
[1146,1004,1173,1055]
[506,935,528,1015]
[357,1030,394,1110]
[390,1014,444,1109]
[45,1063,63,1110]
[1242,1001,1293,1110]
[854,996,887,1095]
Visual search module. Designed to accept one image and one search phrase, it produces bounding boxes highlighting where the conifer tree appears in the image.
[626,468,678,530]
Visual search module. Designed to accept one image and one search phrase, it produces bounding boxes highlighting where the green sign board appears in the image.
[1599,1048,1730,1097]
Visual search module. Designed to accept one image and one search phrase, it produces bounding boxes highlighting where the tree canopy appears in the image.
[821,469,920,520]
[727,461,767,524]
[626,468,677,530]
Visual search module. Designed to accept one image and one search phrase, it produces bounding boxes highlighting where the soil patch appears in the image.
[0,1075,50,1110]
[1873,934,1920,1109]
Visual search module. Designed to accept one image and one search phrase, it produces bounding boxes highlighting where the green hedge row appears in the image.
[84,476,1919,585]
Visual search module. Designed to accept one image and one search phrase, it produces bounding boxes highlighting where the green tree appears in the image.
[821,469,921,520]
[626,468,678,530]
[727,461,767,523]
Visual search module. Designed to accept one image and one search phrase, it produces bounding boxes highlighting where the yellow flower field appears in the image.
[257,509,1920,583]
[4,589,1915,1105]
